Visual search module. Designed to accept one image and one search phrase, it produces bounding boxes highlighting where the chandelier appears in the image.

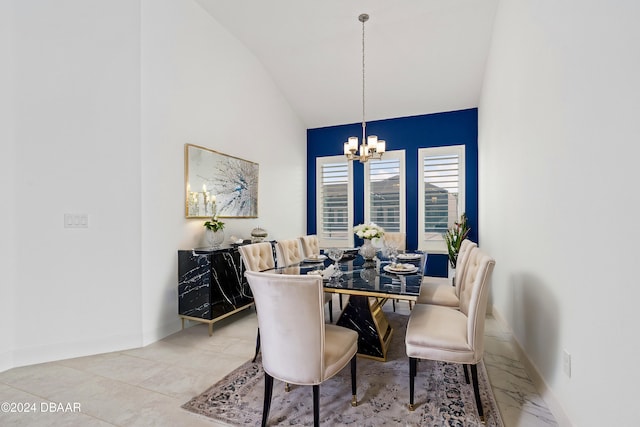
[344,13,386,163]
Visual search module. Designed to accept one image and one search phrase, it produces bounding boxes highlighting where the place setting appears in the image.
[383,262,419,275]
[301,253,327,263]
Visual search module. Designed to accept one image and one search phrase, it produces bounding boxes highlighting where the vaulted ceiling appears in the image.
[195,1,499,129]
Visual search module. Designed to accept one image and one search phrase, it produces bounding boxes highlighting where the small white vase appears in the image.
[359,239,377,261]
[206,229,225,249]
[448,264,456,287]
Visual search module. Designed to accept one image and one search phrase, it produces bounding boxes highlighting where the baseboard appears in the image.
[9,332,142,371]
[491,306,573,427]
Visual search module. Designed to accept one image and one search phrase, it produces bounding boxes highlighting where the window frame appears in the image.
[417,145,466,253]
[315,155,354,248]
[363,150,406,235]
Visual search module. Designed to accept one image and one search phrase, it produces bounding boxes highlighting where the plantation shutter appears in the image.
[316,156,353,248]
[418,145,465,252]
[364,151,406,234]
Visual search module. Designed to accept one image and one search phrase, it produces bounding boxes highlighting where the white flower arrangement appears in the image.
[353,223,385,240]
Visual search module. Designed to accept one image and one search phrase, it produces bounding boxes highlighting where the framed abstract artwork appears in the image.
[184,144,259,218]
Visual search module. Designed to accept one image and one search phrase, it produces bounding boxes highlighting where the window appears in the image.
[364,150,406,234]
[418,145,465,253]
[316,156,354,248]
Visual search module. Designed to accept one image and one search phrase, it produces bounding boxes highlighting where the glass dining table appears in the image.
[264,251,426,362]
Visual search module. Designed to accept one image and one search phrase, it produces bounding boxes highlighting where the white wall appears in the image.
[479,1,640,426]
[0,0,16,372]
[8,0,143,367]
[3,0,306,369]
[139,0,307,344]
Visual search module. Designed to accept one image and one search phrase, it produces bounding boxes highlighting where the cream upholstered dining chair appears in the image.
[405,246,495,422]
[299,234,321,259]
[298,234,344,311]
[238,242,276,362]
[383,232,409,311]
[383,232,406,251]
[244,270,358,427]
[415,239,477,308]
[274,239,334,323]
[238,242,275,272]
[274,239,304,268]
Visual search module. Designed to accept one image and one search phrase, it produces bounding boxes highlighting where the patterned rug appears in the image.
[182,312,504,426]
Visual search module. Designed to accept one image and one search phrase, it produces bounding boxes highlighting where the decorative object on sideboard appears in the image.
[250,227,268,243]
[204,216,225,249]
[185,143,259,218]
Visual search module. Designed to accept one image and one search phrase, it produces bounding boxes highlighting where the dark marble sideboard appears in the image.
[178,247,254,335]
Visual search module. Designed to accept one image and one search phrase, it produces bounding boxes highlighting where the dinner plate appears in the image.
[397,253,422,260]
[383,264,419,275]
[303,254,327,263]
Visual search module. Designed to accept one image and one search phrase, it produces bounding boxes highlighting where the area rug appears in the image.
[182,312,504,426]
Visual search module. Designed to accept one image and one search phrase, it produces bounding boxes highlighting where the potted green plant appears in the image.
[444,213,470,269]
[204,216,225,248]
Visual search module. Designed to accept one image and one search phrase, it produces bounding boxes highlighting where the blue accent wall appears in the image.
[306,108,478,277]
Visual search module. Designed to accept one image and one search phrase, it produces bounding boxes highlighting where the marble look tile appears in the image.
[57,353,169,386]
[0,381,114,426]
[0,307,559,427]
[0,363,102,399]
[483,325,558,427]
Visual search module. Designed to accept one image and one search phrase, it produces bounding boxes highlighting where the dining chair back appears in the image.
[415,239,477,307]
[299,235,321,258]
[383,232,406,251]
[405,246,495,422]
[238,242,276,363]
[244,270,358,427]
[238,242,275,272]
[274,239,304,268]
[275,238,334,322]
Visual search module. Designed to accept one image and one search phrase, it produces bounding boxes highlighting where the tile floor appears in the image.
[0,300,558,426]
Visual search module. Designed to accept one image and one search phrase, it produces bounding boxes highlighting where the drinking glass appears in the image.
[326,248,344,278]
[385,243,399,266]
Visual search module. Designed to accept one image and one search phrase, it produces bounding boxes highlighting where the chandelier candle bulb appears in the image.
[378,140,386,153]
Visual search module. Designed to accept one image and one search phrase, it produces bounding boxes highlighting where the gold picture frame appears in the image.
[185,144,259,218]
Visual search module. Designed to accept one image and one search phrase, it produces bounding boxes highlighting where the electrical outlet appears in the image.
[563,349,571,378]
[64,213,89,229]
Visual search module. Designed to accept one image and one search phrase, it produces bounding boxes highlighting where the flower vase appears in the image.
[449,264,456,287]
[359,238,377,261]
[206,229,225,249]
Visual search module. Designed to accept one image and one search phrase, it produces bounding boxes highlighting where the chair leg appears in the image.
[409,357,417,411]
[392,299,396,312]
[328,299,333,323]
[470,363,485,424]
[252,328,261,363]
[463,364,470,384]
[350,355,358,407]
[313,384,320,427]
[262,372,274,427]
[339,294,343,310]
